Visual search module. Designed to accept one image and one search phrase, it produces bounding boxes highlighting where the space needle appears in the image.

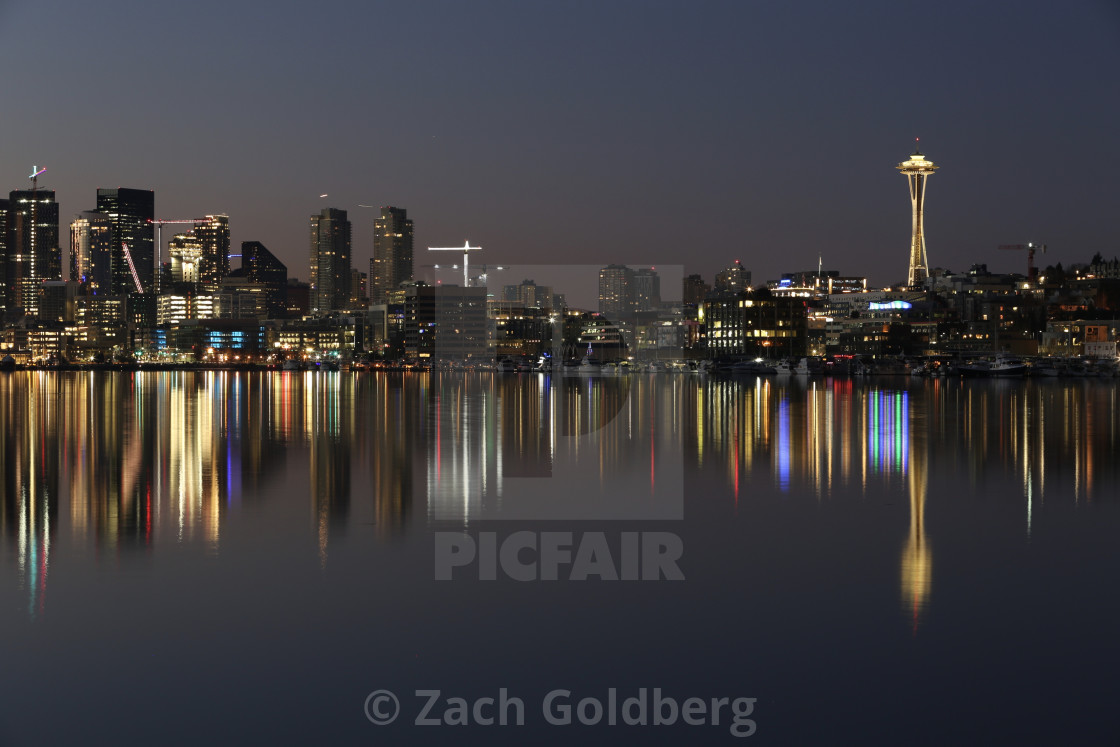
[896,140,938,287]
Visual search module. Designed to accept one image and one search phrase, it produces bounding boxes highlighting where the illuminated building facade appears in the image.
[714,260,751,295]
[702,292,807,358]
[5,189,60,316]
[897,145,938,287]
[193,214,230,292]
[96,187,155,294]
[370,206,413,305]
[598,264,633,320]
[310,207,351,314]
[70,211,113,289]
[168,233,204,284]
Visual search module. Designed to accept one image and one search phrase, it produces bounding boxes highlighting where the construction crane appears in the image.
[428,242,483,287]
[121,243,144,293]
[472,264,507,287]
[998,243,1047,283]
[148,218,211,293]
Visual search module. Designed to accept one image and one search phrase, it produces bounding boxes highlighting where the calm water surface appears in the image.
[1,371,1118,745]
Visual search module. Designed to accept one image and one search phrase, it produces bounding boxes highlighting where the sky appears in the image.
[1,0,1118,292]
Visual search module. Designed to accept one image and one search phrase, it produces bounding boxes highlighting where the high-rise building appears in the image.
[598,264,634,320]
[194,214,230,291]
[714,260,751,295]
[683,273,710,305]
[897,144,938,287]
[70,211,113,289]
[6,188,60,316]
[96,188,155,294]
[0,198,8,316]
[632,268,661,312]
[310,207,351,314]
[370,206,414,305]
[242,241,288,318]
[168,233,204,284]
[503,279,553,309]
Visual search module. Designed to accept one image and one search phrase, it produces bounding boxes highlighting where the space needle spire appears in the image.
[896,140,938,287]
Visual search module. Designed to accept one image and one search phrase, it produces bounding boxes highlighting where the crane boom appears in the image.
[122,242,144,293]
[998,243,1047,282]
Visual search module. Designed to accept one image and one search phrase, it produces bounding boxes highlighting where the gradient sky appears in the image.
[1,0,1117,292]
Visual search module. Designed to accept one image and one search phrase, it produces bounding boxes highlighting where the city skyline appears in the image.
[1,1,1116,289]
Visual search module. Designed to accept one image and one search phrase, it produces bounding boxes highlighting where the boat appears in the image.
[731,359,776,375]
[281,358,302,371]
[645,360,668,373]
[578,355,601,374]
[774,358,810,376]
[496,358,517,373]
[959,354,1028,378]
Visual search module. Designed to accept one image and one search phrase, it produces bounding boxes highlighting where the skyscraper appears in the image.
[370,206,414,305]
[682,273,710,305]
[632,268,661,312]
[242,241,288,318]
[6,188,60,316]
[598,264,634,320]
[310,207,351,314]
[70,211,113,289]
[194,214,230,291]
[0,198,8,316]
[714,260,751,295]
[897,144,938,287]
[96,188,155,294]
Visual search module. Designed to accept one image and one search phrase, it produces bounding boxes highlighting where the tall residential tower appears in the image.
[370,206,414,305]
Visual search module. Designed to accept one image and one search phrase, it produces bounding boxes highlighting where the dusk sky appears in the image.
[2,0,1118,292]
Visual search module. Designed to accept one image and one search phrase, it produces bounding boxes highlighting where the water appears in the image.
[1,371,1118,745]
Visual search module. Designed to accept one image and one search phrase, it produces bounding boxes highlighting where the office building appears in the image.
[70,211,113,289]
[6,188,60,316]
[96,188,155,294]
[310,207,351,314]
[194,214,230,291]
[241,241,288,318]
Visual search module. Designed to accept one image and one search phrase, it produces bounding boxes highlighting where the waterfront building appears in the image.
[405,284,488,362]
[702,290,807,358]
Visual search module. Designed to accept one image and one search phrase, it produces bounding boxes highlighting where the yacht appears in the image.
[774,358,810,376]
[496,358,517,373]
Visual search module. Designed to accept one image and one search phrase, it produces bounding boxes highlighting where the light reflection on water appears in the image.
[1,371,1118,632]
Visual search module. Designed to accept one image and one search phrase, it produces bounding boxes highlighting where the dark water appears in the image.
[1,371,1118,745]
